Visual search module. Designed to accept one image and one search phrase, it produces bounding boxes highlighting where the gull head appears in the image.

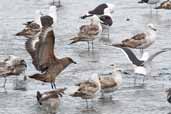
[16,22,41,38]
[106,3,115,13]
[49,6,56,14]
[104,8,112,17]
[147,23,157,31]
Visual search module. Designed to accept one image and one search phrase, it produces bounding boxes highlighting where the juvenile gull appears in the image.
[98,64,122,99]
[70,73,101,110]
[37,88,66,114]
[112,24,157,55]
[16,22,76,89]
[70,15,102,50]
[80,3,114,19]
[0,55,26,90]
[117,47,171,83]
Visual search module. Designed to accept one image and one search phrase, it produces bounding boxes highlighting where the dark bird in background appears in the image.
[80,3,114,19]
[0,55,27,90]
[16,21,76,89]
[166,88,171,104]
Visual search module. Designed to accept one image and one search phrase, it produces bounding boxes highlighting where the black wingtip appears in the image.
[138,0,144,3]
[80,15,87,19]
[155,6,161,9]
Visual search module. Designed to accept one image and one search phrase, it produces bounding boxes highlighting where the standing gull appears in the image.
[16,22,76,89]
[70,74,101,110]
[0,55,26,90]
[112,24,157,55]
[98,64,122,99]
[80,3,114,19]
[116,47,171,84]
[70,15,102,50]
[99,8,113,39]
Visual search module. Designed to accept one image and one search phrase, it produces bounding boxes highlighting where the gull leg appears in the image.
[108,27,110,39]
[90,99,94,109]
[53,82,56,89]
[87,41,90,51]
[58,0,61,7]
[2,77,7,93]
[91,41,94,50]
[86,99,89,109]
[142,75,146,86]
[3,77,7,89]
[134,76,137,86]
[140,48,144,57]
[150,5,152,16]
[51,82,54,89]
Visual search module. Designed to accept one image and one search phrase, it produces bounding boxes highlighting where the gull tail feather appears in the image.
[29,73,51,82]
[155,6,161,9]
[111,43,126,47]
[36,91,42,105]
[69,37,80,44]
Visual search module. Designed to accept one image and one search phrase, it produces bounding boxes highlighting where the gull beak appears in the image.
[153,28,157,31]
[100,20,105,24]
[152,27,157,31]
[72,61,77,64]
[15,31,24,36]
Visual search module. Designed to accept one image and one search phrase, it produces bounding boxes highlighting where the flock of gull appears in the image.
[1,0,171,113]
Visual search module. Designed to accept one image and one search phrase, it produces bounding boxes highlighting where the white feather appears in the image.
[34,10,42,27]
[134,66,147,75]
[48,6,57,26]
[140,52,150,61]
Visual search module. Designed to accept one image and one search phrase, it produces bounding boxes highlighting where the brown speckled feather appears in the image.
[121,33,146,48]
[99,77,117,89]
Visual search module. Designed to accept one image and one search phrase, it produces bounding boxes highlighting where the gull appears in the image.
[16,22,76,89]
[98,64,122,99]
[112,24,157,55]
[37,88,66,114]
[0,55,26,91]
[80,3,114,19]
[99,8,113,39]
[70,73,101,110]
[116,47,171,84]
[155,0,171,9]
[70,15,102,50]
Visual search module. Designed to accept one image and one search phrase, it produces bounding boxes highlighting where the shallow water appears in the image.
[0,0,171,114]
